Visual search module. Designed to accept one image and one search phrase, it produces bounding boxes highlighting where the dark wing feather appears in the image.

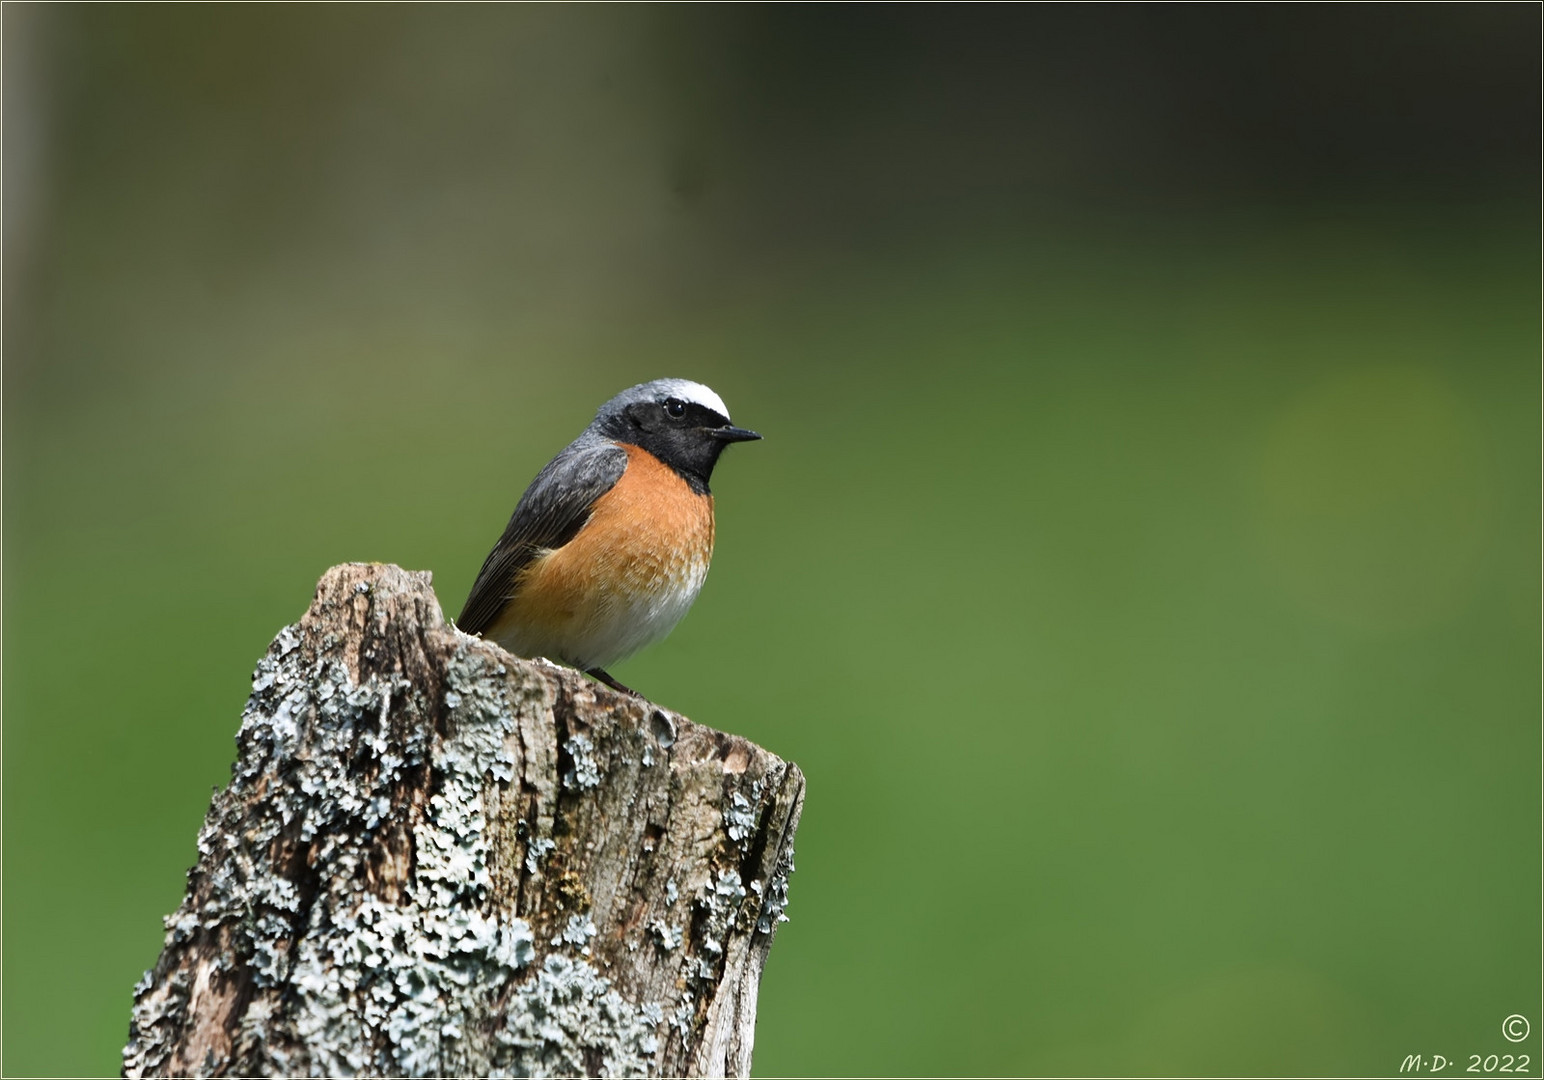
[456,440,629,635]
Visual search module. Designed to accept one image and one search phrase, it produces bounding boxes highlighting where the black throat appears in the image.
[599,402,731,495]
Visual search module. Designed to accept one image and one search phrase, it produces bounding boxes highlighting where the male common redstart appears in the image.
[457,379,760,695]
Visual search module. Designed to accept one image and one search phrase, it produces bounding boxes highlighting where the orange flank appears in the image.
[488,444,715,667]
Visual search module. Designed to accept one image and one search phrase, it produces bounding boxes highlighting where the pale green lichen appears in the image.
[648,919,683,952]
[555,912,598,955]
[756,846,796,936]
[724,791,756,845]
[125,587,798,1079]
[561,733,602,790]
[126,628,668,1078]
[494,954,663,1078]
[524,836,556,874]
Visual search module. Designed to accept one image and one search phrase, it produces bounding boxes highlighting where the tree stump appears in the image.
[122,563,804,1078]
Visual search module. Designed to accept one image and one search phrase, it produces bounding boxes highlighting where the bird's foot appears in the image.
[586,668,642,698]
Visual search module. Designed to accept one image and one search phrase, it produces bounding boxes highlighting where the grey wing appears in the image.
[456,440,629,636]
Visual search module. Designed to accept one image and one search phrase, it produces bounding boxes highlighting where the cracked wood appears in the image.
[122,562,803,1078]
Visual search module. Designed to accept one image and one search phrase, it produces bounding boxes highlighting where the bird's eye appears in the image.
[663,398,687,419]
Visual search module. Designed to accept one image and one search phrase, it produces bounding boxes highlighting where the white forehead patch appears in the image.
[654,379,730,420]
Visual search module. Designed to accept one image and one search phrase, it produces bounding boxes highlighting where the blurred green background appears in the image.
[5,6,1539,1077]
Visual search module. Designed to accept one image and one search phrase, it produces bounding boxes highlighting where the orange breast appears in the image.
[488,444,715,668]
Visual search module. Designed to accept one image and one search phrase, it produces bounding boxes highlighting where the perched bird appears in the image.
[457,379,760,695]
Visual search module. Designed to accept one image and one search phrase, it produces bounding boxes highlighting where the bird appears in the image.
[456,379,761,696]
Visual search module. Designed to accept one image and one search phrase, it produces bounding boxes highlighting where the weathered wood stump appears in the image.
[122,563,803,1078]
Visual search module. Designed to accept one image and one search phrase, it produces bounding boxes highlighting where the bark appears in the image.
[122,563,804,1079]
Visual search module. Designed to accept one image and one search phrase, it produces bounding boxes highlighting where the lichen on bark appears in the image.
[123,563,803,1079]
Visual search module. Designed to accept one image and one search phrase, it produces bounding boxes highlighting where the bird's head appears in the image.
[592,379,760,491]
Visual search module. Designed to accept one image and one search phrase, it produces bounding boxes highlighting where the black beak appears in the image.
[711,425,762,443]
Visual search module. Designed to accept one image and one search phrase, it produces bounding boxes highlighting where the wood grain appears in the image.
[122,563,802,1078]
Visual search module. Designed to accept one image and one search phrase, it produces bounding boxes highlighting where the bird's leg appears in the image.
[586,668,641,698]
